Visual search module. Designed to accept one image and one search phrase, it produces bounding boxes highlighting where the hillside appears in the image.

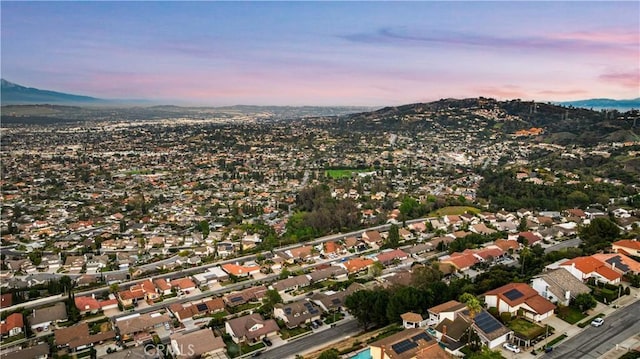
[342,97,640,146]
[1,79,103,104]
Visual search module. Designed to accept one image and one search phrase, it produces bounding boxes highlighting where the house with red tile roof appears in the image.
[376,249,409,266]
[0,313,23,337]
[516,231,542,246]
[323,241,343,256]
[473,247,504,262]
[558,256,622,284]
[491,239,520,252]
[484,283,556,322]
[170,278,197,293]
[439,252,478,271]
[286,245,314,262]
[153,278,172,295]
[592,253,640,275]
[221,263,261,278]
[75,296,101,315]
[342,257,374,274]
[612,239,640,257]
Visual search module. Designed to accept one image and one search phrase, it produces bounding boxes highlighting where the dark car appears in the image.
[262,337,272,346]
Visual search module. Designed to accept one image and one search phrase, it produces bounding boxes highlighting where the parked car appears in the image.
[503,343,521,353]
[311,322,319,329]
[313,319,323,327]
[591,317,604,327]
[262,337,272,346]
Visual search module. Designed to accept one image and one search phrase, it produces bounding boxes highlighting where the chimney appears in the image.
[442,325,447,343]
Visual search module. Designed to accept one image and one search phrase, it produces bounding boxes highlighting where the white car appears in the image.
[591,318,604,327]
[503,343,521,353]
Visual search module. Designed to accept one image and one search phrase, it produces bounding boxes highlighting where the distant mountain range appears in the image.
[2,79,639,111]
[556,98,640,111]
[1,79,105,105]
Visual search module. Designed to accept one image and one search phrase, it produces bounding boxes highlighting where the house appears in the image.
[484,283,556,322]
[192,266,229,287]
[223,286,267,308]
[74,296,102,315]
[273,299,323,329]
[0,312,24,337]
[115,313,171,342]
[311,283,364,312]
[118,285,145,307]
[225,313,279,344]
[592,253,640,275]
[4,342,49,359]
[170,277,197,293]
[612,239,640,257]
[531,268,591,306]
[439,252,478,271]
[306,266,348,283]
[342,257,374,274]
[271,275,310,294]
[216,241,236,258]
[54,322,115,351]
[427,300,468,325]
[516,231,542,246]
[376,249,409,266]
[286,245,314,262]
[29,302,67,331]
[556,256,623,284]
[471,223,497,236]
[170,328,226,359]
[362,230,383,249]
[153,278,172,295]
[369,327,450,359]
[491,239,520,252]
[434,309,512,351]
[221,263,261,278]
[401,312,427,329]
[323,241,343,256]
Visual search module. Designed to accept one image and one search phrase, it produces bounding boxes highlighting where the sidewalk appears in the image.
[521,286,640,356]
[597,334,640,359]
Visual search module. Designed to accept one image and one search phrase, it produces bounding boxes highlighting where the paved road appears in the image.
[259,319,361,359]
[544,237,581,253]
[542,300,640,359]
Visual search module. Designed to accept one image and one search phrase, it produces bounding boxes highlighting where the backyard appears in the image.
[508,318,548,340]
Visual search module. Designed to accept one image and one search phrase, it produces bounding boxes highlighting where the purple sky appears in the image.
[2,2,639,106]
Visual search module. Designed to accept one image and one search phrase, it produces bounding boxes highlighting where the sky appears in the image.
[1,1,639,106]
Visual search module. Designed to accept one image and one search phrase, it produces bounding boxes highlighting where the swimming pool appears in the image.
[350,348,371,359]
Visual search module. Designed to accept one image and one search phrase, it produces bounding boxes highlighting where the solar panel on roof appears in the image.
[310,308,319,314]
[474,311,502,334]
[331,298,341,305]
[412,332,431,342]
[196,303,208,312]
[504,288,524,301]
[605,257,629,273]
[391,340,418,354]
[230,296,243,302]
[285,308,292,315]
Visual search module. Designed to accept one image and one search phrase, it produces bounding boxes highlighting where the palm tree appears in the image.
[460,293,482,346]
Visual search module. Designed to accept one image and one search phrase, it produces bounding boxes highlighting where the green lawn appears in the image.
[430,206,481,216]
[508,318,546,340]
[280,326,312,339]
[325,168,371,179]
[556,305,586,324]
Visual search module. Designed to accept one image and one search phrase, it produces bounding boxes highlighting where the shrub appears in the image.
[500,312,513,324]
